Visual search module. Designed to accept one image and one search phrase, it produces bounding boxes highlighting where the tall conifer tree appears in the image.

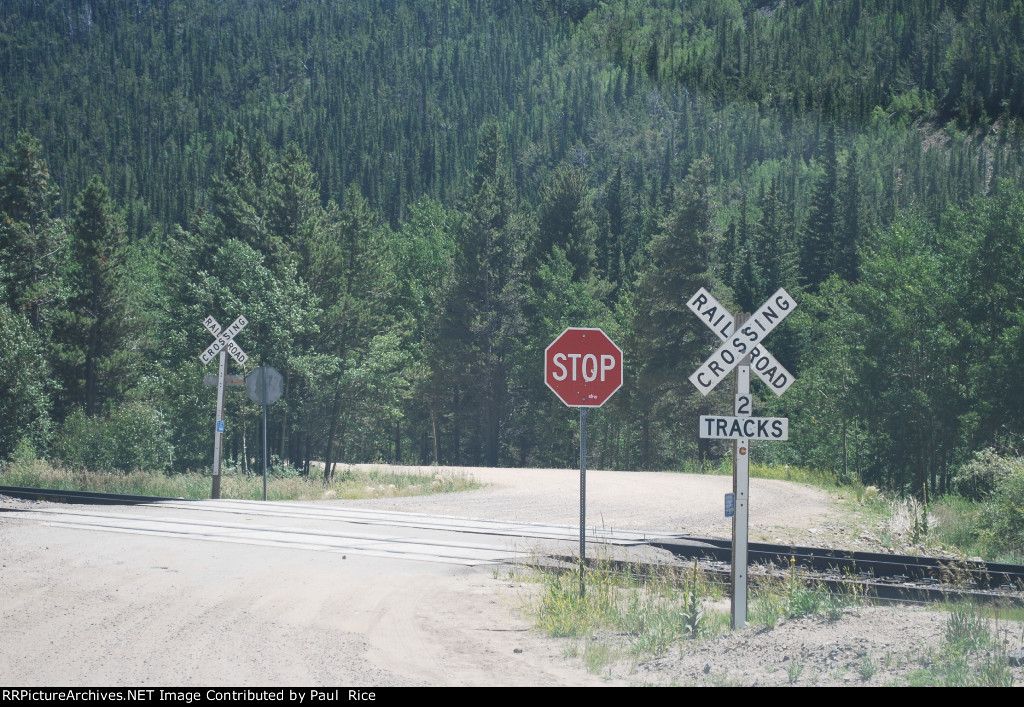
[801,124,840,291]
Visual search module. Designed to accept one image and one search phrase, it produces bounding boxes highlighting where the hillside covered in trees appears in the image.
[2,0,1024,498]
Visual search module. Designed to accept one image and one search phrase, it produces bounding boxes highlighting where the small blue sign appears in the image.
[217,420,225,434]
[725,493,735,518]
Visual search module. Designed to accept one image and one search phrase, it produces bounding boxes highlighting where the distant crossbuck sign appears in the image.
[687,288,796,395]
[200,315,249,366]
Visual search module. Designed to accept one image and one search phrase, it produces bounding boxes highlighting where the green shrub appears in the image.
[54,403,173,473]
[751,562,858,629]
[931,494,983,551]
[977,467,1024,560]
[951,449,1019,500]
[0,305,52,461]
[906,603,1015,687]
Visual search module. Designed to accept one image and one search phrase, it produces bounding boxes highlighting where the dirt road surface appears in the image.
[3,466,1019,687]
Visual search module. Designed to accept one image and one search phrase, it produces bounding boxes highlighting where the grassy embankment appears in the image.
[514,553,1020,685]
[689,455,1023,564]
[0,458,479,501]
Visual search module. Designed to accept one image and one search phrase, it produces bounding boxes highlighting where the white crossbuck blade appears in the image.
[687,288,796,395]
[200,314,249,366]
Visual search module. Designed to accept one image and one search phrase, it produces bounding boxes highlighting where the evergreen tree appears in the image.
[0,304,52,459]
[836,144,863,282]
[63,176,130,417]
[535,163,600,284]
[208,130,281,262]
[628,157,718,468]
[801,124,840,291]
[756,176,799,296]
[442,123,529,466]
[729,191,762,312]
[0,133,68,334]
[306,184,395,481]
[956,182,1024,453]
[604,166,627,287]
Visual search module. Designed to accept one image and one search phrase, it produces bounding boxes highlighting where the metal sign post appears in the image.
[732,315,751,628]
[212,350,227,500]
[200,315,249,500]
[687,291,796,629]
[544,327,623,597]
[579,407,587,597]
[263,372,267,501]
[246,366,284,501]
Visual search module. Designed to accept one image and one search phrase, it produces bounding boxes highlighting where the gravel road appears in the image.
[2,466,1021,687]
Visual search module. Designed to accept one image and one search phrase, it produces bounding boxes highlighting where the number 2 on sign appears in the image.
[736,394,751,417]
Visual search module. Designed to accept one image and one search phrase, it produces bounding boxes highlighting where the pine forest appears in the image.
[3,0,1024,503]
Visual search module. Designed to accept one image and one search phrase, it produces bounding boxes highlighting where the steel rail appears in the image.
[5,485,1024,605]
[541,553,1024,607]
[0,485,187,505]
[650,535,1024,591]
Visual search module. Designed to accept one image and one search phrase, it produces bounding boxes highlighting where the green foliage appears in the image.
[531,559,723,662]
[904,603,1015,687]
[0,459,480,501]
[857,656,877,681]
[1,2,1024,480]
[786,660,805,685]
[976,463,1024,560]
[0,304,52,459]
[54,403,173,474]
[751,563,858,629]
[953,449,1019,500]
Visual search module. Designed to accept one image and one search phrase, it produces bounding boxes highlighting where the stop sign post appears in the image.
[545,328,623,595]
[247,365,284,502]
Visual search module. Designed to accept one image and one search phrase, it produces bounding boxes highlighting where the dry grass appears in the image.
[0,458,481,501]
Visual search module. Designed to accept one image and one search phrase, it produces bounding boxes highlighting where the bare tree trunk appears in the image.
[394,420,401,463]
[280,370,289,461]
[841,416,848,483]
[431,409,440,464]
[625,416,632,471]
[641,411,650,470]
[323,387,342,484]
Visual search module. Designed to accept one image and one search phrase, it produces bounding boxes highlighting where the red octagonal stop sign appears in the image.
[545,327,623,407]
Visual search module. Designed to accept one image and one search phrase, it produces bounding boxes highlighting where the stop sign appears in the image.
[545,327,623,407]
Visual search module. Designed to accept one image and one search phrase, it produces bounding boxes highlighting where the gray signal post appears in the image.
[687,288,796,629]
[200,315,249,499]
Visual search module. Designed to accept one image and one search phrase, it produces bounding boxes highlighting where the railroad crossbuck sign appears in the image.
[687,288,796,395]
[201,315,249,366]
[199,313,249,500]
[687,287,796,630]
[687,288,795,396]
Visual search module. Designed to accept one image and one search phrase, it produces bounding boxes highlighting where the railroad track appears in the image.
[644,536,1024,605]
[5,485,1024,605]
[0,485,183,505]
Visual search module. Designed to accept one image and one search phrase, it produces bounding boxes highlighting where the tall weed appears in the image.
[905,603,1015,687]
[531,559,724,664]
[751,561,858,628]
